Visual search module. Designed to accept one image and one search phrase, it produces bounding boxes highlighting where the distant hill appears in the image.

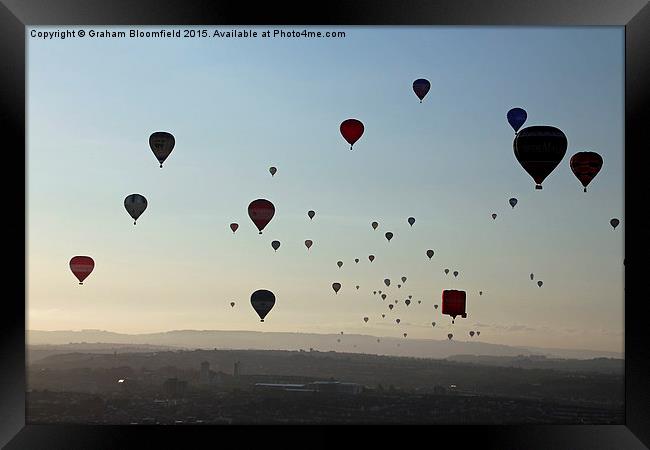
[28,343,179,364]
[27,329,623,361]
[446,354,623,374]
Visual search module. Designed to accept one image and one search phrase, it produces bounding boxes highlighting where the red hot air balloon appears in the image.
[230,223,239,233]
[340,119,364,150]
[442,289,467,324]
[332,282,342,294]
[514,126,568,190]
[570,152,603,192]
[69,256,94,285]
[248,199,275,234]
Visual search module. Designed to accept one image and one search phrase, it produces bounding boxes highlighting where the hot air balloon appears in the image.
[447,333,453,340]
[356,285,360,290]
[426,250,434,260]
[308,210,315,220]
[388,304,394,310]
[382,294,387,300]
[530,273,534,280]
[340,119,364,150]
[363,317,369,323]
[373,291,377,295]
[507,108,527,133]
[417,300,421,304]
[378,290,382,294]
[377,338,381,342]
[442,289,467,324]
[381,314,385,318]
[405,299,411,306]
[408,217,415,227]
[385,232,394,242]
[453,271,459,278]
[248,199,275,234]
[305,239,313,250]
[341,331,344,335]
[230,301,235,308]
[537,281,543,287]
[69,256,94,285]
[355,258,359,263]
[269,166,277,177]
[271,240,281,252]
[369,255,375,262]
[124,194,147,225]
[479,291,483,296]
[403,333,408,338]
[492,213,497,220]
[337,338,341,343]
[514,126,568,189]
[149,131,175,168]
[570,152,603,192]
[230,223,239,233]
[384,279,390,287]
[337,261,343,269]
[397,284,401,289]
[469,331,475,337]
[434,304,439,310]
[476,331,481,336]
[401,276,407,283]
[395,300,399,304]
[412,79,431,103]
[371,221,379,230]
[332,282,341,294]
[444,269,449,275]
[431,322,436,327]
[250,289,275,322]
[408,295,412,299]
[396,319,401,324]
[509,198,518,208]
[610,218,620,229]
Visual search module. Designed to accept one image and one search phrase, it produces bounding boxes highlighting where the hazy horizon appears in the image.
[28,26,624,355]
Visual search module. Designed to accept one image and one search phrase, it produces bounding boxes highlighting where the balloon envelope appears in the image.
[69,256,94,284]
[470,331,475,337]
[248,199,275,234]
[388,304,393,310]
[448,333,453,340]
[492,213,497,220]
[149,131,175,168]
[408,217,415,227]
[509,198,518,208]
[355,258,359,263]
[405,299,411,306]
[385,232,393,242]
[124,194,147,224]
[431,322,436,327]
[230,223,239,233]
[426,250,434,259]
[570,152,603,192]
[382,294,387,300]
[442,289,467,321]
[453,271,459,278]
[371,221,379,230]
[308,210,315,220]
[537,281,543,287]
[251,289,275,322]
[230,302,235,307]
[269,166,277,176]
[337,261,343,268]
[271,240,281,251]
[332,282,341,294]
[384,279,390,287]
[444,269,449,275]
[401,276,407,283]
[412,79,431,102]
[610,218,620,229]
[363,317,369,323]
[305,239,313,250]
[340,119,364,149]
[514,126,568,189]
[369,255,375,262]
[507,108,527,133]
[396,319,401,324]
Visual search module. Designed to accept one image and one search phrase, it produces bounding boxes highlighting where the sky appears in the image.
[27,26,624,354]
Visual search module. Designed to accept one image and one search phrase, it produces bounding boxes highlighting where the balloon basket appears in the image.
[535,185,543,190]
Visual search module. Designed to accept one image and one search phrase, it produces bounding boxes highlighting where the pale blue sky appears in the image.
[27,26,624,353]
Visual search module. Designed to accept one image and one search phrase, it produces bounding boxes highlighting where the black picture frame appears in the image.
[1,0,648,448]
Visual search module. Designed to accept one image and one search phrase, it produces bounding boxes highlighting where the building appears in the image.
[163,378,187,397]
[199,361,226,386]
[308,381,364,395]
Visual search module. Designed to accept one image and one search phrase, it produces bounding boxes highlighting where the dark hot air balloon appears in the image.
[431,322,436,327]
[149,131,175,168]
[514,126,568,190]
[509,198,518,208]
[230,223,239,233]
[337,261,343,268]
[308,210,315,220]
[426,250,434,260]
[448,333,453,340]
[332,282,341,294]
[388,304,394,310]
[355,258,359,263]
[305,240,313,250]
[271,240,281,252]
[385,232,393,242]
[479,291,483,296]
[124,194,147,225]
[356,285,360,290]
[363,317,369,323]
[340,119,364,150]
[371,221,379,230]
[492,213,497,220]
[442,289,467,324]
[408,217,415,227]
[530,273,534,280]
[369,255,375,262]
[381,314,385,319]
[476,331,481,336]
[469,331,475,337]
[384,279,390,287]
[610,218,620,229]
[570,152,603,192]
[396,319,401,324]
[537,281,543,287]
[403,333,408,338]
[250,290,275,322]
[444,269,449,275]
[397,284,401,289]
[453,271,459,278]
[382,294,387,300]
[434,304,439,309]
[248,199,275,234]
[405,299,411,306]
[401,276,407,283]
[69,256,94,285]
[230,301,235,308]
[507,108,527,133]
[269,166,277,177]
[412,79,431,103]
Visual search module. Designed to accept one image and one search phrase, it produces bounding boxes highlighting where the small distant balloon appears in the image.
[369,255,375,263]
[382,294,387,300]
[332,282,342,294]
[381,314,385,319]
[412,78,431,103]
[448,333,453,340]
[444,269,449,275]
[426,250,434,260]
[384,279,390,287]
[453,271,459,278]
[363,317,369,323]
[403,333,408,338]
[408,217,415,227]
[356,285,360,290]
[434,304,439,310]
[355,258,359,263]
[530,273,534,280]
[401,276,407,283]
[397,284,401,289]
[269,166,277,177]
[537,281,543,287]
[388,304,394,310]
[405,299,411,306]
[431,322,436,328]
[610,218,620,229]
[230,223,239,233]
[408,295,412,299]
[371,221,379,230]
[476,331,481,336]
[509,198,518,208]
[337,261,343,269]
[373,291,377,295]
[492,213,497,220]
[308,210,315,220]
[271,240,281,252]
[506,108,527,133]
[469,331,475,337]
[305,240,313,250]
[396,319,401,324]
[479,291,483,296]
[385,232,394,242]
[230,302,235,308]
[417,300,421,304]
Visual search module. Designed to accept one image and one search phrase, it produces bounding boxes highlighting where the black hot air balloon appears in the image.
[308,210,315,220]
[610,218,620,229]
[408,217,415,227]
[371,221,379,230]
[269,166,277,177]
[332,283,341,294]
[570,152,603,192]
[514,126,568,189]
[337,261,343,269]
[250,289,275,322]
[124,194,147,225]
[385,232,393,242]
[369,255,375,262]
[149,131,175,168]
[509,198,518,208]
[412,79,431,103]
[426,249,434,260]
[271,240,281,252]
[507,108,527,133]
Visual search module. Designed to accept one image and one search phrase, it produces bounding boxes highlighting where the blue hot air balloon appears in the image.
[507,108,527,133]
[412,79,431,103]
